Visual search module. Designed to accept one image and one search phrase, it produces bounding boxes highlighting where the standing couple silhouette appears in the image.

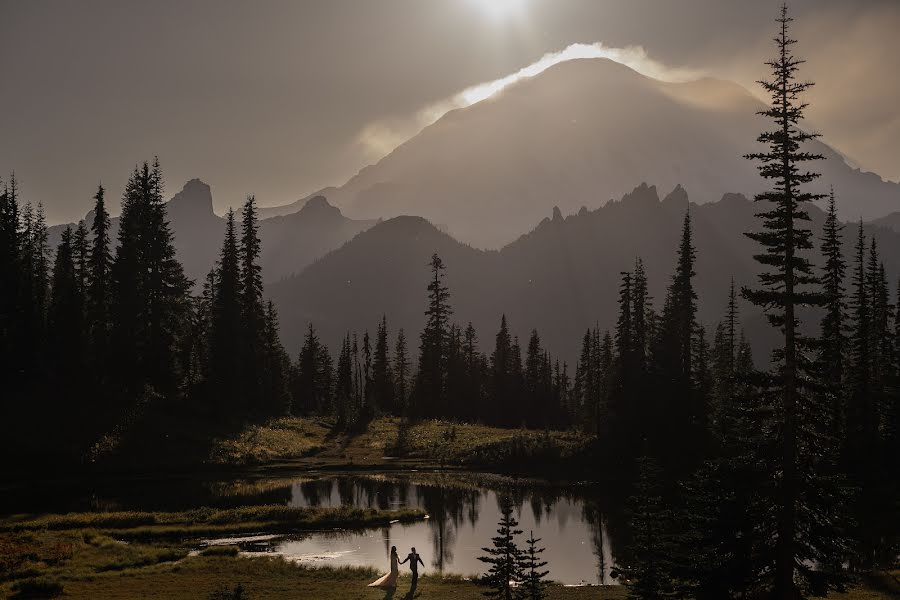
[368,546,425,597]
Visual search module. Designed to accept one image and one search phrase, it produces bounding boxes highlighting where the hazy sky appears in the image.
[2,0,898,224]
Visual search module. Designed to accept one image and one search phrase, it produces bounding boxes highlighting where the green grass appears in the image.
[206,416,596,473]
[1,505,425,541]
[208,417,329,466]
[2,524,895,600]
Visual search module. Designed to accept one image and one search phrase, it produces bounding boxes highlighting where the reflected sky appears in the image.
[272,475,618,585]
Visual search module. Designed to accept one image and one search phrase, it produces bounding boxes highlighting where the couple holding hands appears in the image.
[368,546,425,591]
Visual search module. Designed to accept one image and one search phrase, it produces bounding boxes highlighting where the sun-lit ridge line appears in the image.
[356,42,703,160]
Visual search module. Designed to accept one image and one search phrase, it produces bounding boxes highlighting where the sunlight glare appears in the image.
[470,0,528,22]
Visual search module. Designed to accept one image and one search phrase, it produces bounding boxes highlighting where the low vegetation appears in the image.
[208,417,330,466]
[2,528,896,600]
[1,505,425,541]
[207,416,596,474]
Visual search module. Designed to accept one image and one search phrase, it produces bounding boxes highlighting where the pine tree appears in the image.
[478,498,524,599]
[623,457,679,599]
[295,323,331,414]
[653,210,700,472]
[334,334,354,429]
[239,195,265,406]
[260,300,292,416]
[371,315,394,414]
[0,175,20,382]
[490,315,515,427]
[86,185,112,372]
[742,7,848,595]
[48,227,85,389]
[111,160,189,397]
[518,531,549,600]
[394,328,410,415]
[415,253,452,418]
[210,209,242,412]
[524,329,544,427]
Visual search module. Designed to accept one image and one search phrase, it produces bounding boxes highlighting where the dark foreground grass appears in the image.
[2,528,896,600]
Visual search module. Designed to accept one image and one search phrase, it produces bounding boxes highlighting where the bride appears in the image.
[368,546,400,588]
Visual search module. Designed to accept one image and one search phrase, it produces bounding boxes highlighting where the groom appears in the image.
[399,547,425,590]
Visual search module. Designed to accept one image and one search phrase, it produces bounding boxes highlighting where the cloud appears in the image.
[356,42,704,161]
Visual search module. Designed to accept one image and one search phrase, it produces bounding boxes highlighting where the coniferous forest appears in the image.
[1,5,899,600]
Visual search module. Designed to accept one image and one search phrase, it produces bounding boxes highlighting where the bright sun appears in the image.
[470,0,528,22]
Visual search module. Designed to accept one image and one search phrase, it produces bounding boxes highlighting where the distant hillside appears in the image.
[870,211,900,234]
[49,180,376,287]
[270,183,900,364]
[266,58,899,248]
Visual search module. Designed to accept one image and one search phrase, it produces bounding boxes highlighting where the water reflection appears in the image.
[279,474,621,585]
[1,471,624,585]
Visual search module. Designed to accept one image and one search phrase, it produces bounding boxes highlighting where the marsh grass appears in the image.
[1,505,425,540]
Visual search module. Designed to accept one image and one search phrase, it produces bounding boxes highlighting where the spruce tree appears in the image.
[394,328,410,416]
[524,329,544,427]
[518,531,549,600]
[623,457,679,599]
[260,300,292,416]
[210,209,242,412]
[415,253,452,418]
[48,227,85,390]
[817,190,847,447]
[86,185,112,372]
[0,175,19,381]
[371,315,394,414]
[111,160,189,397]
[742,7,848,595]
[490,315,514,427]
[653,210,700,472]
[295,323,328,414]
[239,195,265,405]
[478,498,524,599]
[334,333,354,429]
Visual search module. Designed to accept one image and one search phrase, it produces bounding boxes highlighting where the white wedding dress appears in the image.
[368,552,400,588]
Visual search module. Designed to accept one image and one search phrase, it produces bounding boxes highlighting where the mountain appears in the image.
[269,183,900,365]
[870,211,900,234]
[49,179,376,286]
[275,58,900,248]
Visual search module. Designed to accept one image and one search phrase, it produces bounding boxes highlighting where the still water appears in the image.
[2,471,626,585]
[211,473,623,585]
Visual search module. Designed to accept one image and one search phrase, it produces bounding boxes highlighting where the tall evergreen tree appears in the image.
[394,328,410,415]
[623,457,679,600]
[295,323,331,415]
[371,315,395,414]
[86,185,112,371]
[415,253,452,418]
[478,498,524,599]
[111,160,190,398]
[48,227,85,390]
[0,175,20,381]
[742,7,848,595]
[260,300,292,416]
[334,334,354,429]
[518,531,549,600]
[209,209,242,412]
[239,195,265,405]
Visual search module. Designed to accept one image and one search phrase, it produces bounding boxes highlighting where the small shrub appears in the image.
[208,582,248,599]
[201,545,239,557]
[10,577,64,598]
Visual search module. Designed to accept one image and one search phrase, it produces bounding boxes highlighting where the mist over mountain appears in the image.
[270,183,900,365]
[264,58,900,248]
[49,180,375,286]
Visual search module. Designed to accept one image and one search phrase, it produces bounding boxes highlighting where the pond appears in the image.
[2,471,628,585]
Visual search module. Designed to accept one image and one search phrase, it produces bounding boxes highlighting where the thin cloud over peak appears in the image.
[356,42,705,161]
